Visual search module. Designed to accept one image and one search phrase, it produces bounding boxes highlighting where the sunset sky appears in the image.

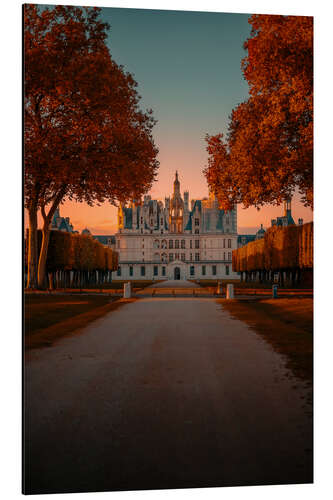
[45,6,313,235]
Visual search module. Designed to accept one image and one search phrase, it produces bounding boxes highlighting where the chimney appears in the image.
[184,191,189,211]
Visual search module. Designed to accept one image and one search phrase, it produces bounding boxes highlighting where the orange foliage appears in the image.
[24,4,159,287]
[204,15,313,210]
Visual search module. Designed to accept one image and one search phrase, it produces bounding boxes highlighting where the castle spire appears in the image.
[173,170,180,195]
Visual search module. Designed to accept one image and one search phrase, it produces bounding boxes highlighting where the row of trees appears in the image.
[24,5,159,289]
[232,222,313,285]
[204,15,313,210]
[25,231,119,289]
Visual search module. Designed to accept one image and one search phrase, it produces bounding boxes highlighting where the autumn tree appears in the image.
[204,15,313,210]
[24,4,159,288]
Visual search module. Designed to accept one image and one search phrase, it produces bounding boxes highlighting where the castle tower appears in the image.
[284,198,292,217]
[173,170,180,195]
[184,191,189,211]
[118,205,125,230]
[169,171,184,233]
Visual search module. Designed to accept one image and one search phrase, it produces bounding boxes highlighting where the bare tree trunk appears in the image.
[37,225,51,289]
[26,206,38,289]
[48,272,53,290]
[37,187,66,289]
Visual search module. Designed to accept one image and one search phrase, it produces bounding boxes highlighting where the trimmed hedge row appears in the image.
[24,230,118,272]
[25,230,119,289]
[232,222,313,273]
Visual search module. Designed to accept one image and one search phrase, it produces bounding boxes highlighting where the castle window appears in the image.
[190,253,192,261]
[117,266,121,277]
[181,240,185,249]
[169,253,174,262]
[195,218,199,226]
[212,265,217,276]
[169,240,173,249]
[195,229,199,234]
[223,239,226,248]
[175,253,180,260]
[175,240,179,249]
[181,253,185,261]
[190,240,192,249]
[161,239,167,249]
[190,266,195,276]
[129,266,133,277]
[195,239,200,249]
[228,239,232,248]
[141,266,146,276]
[202,265,206,276]
[228,252,232,260]
[153,252,159,262]
[153,266,158,276]
[162,266,166,276]
[226,265,229,275]
[140,217,143,224]
[195,253,200,261]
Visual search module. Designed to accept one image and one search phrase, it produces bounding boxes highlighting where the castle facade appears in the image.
[111,172,238,281]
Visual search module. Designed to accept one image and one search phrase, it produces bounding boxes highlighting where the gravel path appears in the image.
[24,297,312,494]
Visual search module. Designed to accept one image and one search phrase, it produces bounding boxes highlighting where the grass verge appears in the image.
[24,294,133,350]
[219,298,313,382]
[77,280,164,290]
[195,279,312,289]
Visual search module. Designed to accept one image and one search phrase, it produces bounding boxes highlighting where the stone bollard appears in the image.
[272,284,278,299]
[226,283,234,299]
[217,281,223,295]
[123,282,131,299]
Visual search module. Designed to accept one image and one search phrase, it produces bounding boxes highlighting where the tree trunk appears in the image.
[47,273,52,290]
[279,270,284,287]
[26,206,38,289]
[37,225,51,289]
[37,187,67,289]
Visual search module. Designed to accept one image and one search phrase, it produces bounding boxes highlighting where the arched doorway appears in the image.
[174,267,181,280]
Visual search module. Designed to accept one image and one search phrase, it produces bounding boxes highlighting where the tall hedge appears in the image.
[25,230,118,272]
[232,222,313,272]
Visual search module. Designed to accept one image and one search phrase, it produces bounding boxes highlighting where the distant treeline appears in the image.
[25,230,119,289]
[232,222,313,286]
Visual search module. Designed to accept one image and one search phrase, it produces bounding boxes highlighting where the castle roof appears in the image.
[93,235,115,245]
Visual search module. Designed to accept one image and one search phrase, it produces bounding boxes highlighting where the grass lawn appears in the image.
[49,280,164,291]
[219,298,313,382]
[195,279,312,289]
[24,294,131,350]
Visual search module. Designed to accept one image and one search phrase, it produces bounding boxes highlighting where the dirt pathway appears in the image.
[24,297,312,494]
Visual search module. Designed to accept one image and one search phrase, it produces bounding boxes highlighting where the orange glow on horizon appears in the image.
[25,165,313,236]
